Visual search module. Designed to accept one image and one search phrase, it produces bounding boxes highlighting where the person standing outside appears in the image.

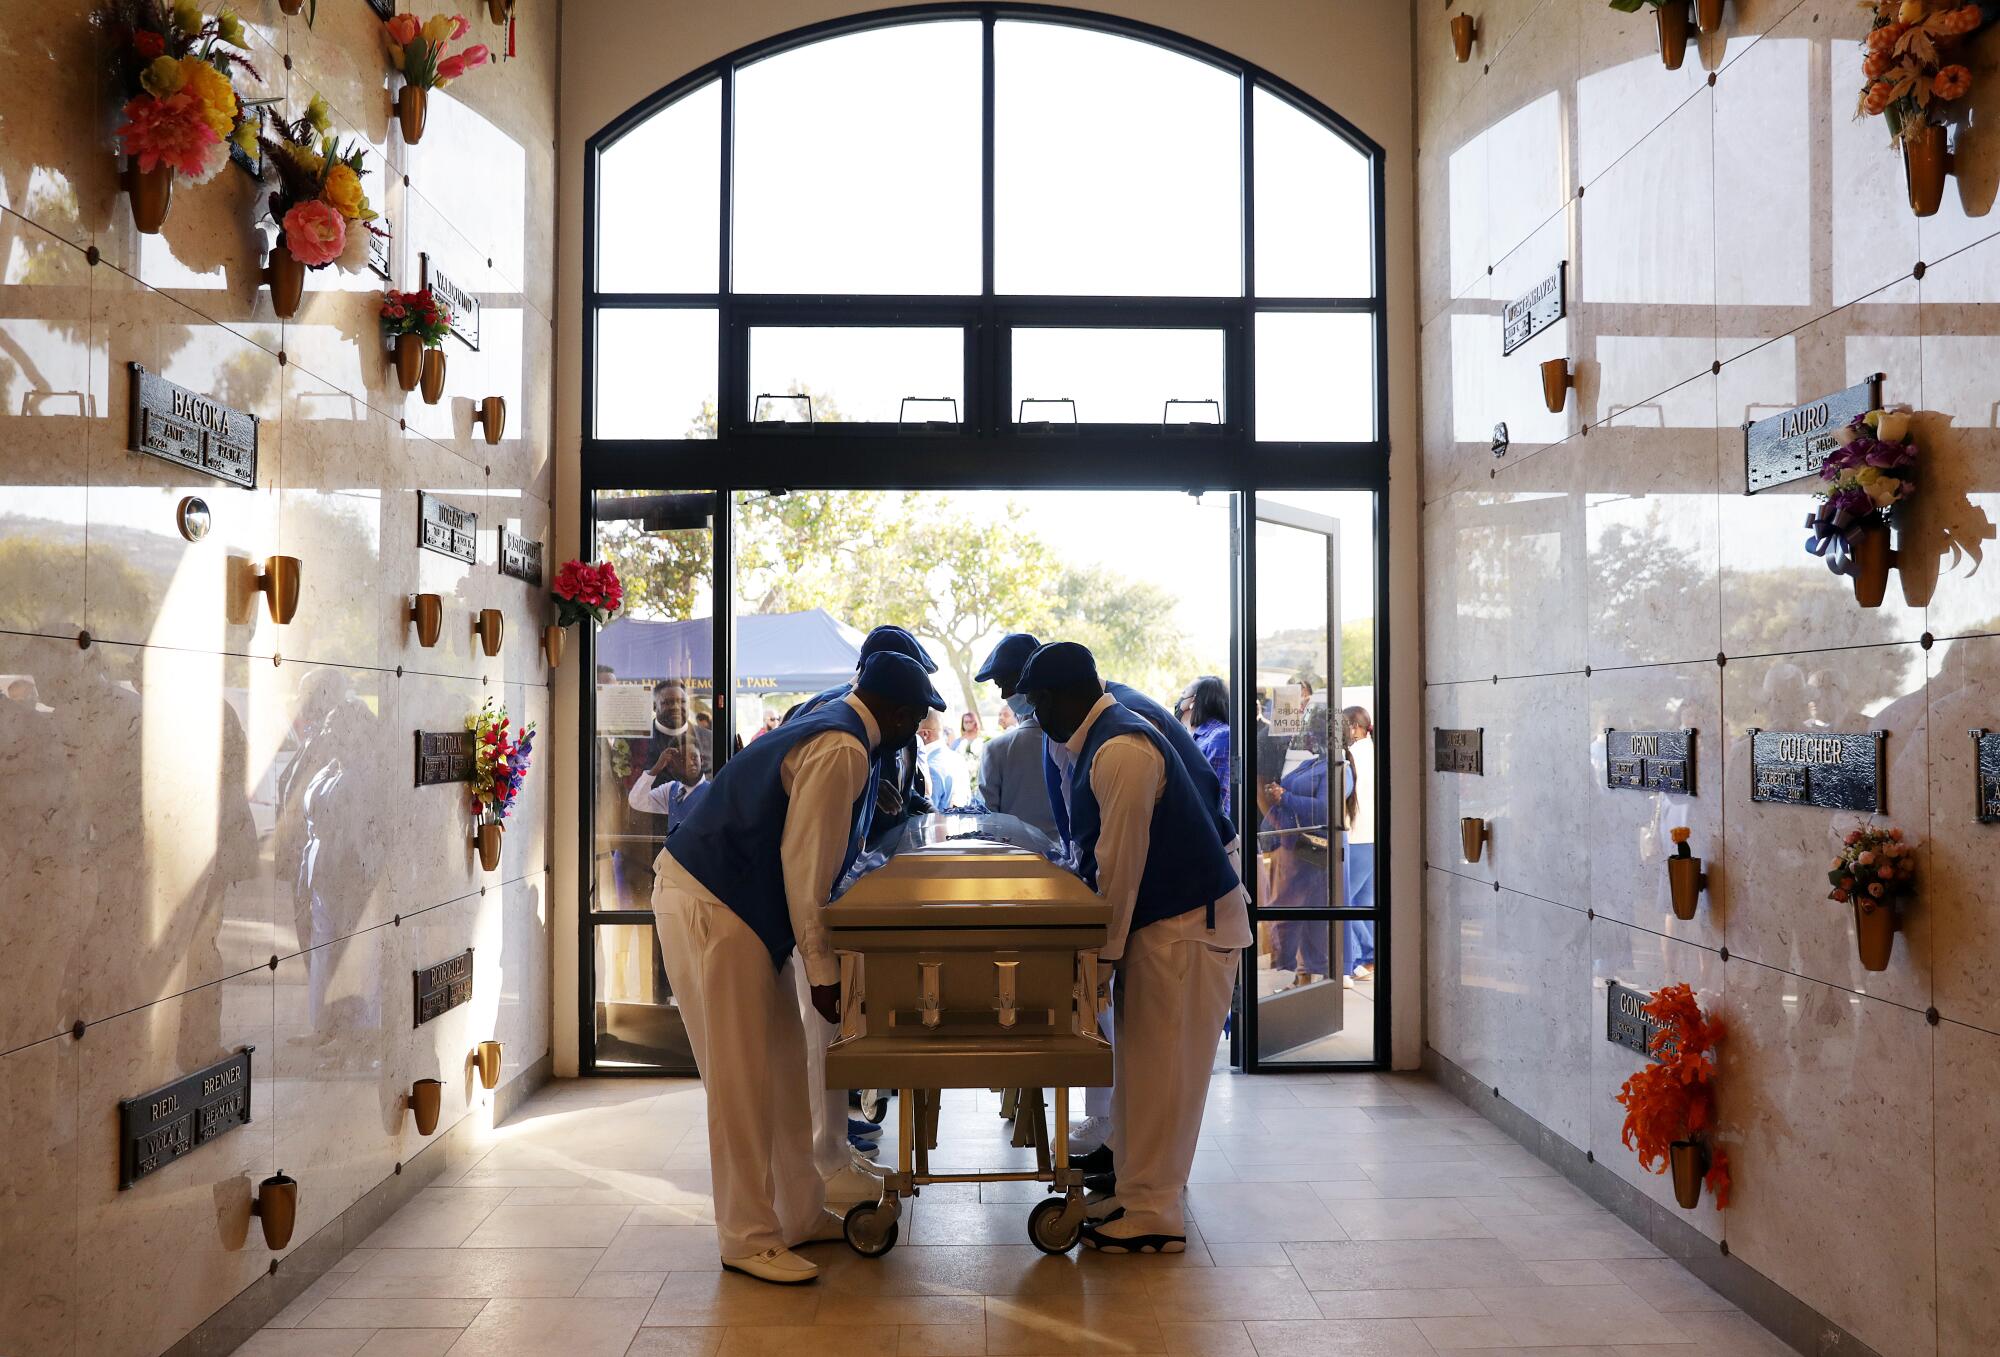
[1340,705,1377,983]
[1177,676,1232,820]
[652,651,941,1284]
[1021,642,1249,1255]
[972,633,1059,838]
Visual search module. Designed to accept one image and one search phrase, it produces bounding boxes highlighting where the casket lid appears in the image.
[827,814,1108,928]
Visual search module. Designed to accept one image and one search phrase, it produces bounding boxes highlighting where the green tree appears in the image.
[1339,618,1374,688]
[1048,563,1191,700]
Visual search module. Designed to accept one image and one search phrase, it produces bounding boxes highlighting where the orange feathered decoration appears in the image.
[1614,983,1726,1207]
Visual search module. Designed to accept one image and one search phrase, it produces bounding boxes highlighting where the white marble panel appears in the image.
[1489,210,1577,449]
[1482,0,1576,270]
[1419,287,1501,507]
[1574,7,1711,189]
[1935,1017,2000,1357]
[386,670,495,918]
[1721,962,1936,1357]
[1719,648,1931,1007]
[1585,663,1725,949]
[1924,635,2000,1031]
[1587,916,1725,1239]
[0,1035,80,1357]
[0,0,116,255]
[1914,224,2000,641]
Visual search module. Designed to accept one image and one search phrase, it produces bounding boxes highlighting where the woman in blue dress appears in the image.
[1178,675,1233,819]
[1260,717,1332,984]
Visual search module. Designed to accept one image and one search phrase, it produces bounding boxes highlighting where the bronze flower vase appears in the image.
[409,1078,443,1135]
[122,159,173,234]
[252,1173,298,1249]
[420,345,447,404]
[1694,0,1725,35]
[278,0,305,13]
[1667,856,1706,921]
[1854,899,1898,972]
[1849,521,1895,608]
[1460,817,1489,863]
[475,820,503,872]
[397,84,429,145]
[1449,13,1476,63]
[1655,0,1691,70]
[475,1040,504,1090]
[266,244,306,319]
[1903,123,1952,218]
[394,332,423,391]
[1669,1140,1706,1209]
[541,624,565,669]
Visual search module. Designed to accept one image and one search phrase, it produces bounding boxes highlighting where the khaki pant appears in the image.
[1108,935,1238,1236]
[655,883,827,1258]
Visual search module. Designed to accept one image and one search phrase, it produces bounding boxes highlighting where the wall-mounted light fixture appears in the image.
[1540,358,1574,414]
[473,608,504,657]
[1449,11,1477,63]
[407,593,443,647]
[255,556,301,625]
[473,396,506,445]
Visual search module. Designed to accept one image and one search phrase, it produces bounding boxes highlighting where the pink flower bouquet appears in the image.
[95,0,261,185]
[1827,825,1917,913]
[384,12,490,91]
[261,95,382,271]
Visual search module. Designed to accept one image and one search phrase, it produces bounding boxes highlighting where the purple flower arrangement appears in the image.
[1805,407,1917,572]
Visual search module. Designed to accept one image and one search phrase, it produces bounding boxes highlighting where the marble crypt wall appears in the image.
[0,2,558,1354]
[1420,4,2000,1357]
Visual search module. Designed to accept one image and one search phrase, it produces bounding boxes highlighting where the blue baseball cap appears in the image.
[975,631,1042,685]
[859,624,937,674]
[1016,641,1100,694]
[855,650,946,711]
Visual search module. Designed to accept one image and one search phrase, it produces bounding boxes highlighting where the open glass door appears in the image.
[1244,492,1380,1066]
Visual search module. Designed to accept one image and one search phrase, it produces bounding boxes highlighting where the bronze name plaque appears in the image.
[415,729,478,786]
[1501,262,1566,356]
[1606,983,1665,1061]
[1605,728,1696,794]
[1743,374,1883,493]
[1748,729,1885,811]
[1434,727,1484,775]
[418,491,478,564]
[498,528,543,585]
[1974,729,2000,824]
[413,948,474,1027]
[118,1047,253,1189]
[368,212,394,280]
[126,363,259,489]
[421,253,480,350]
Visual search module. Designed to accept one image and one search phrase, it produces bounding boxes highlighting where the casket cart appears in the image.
[824,814,1112,1256]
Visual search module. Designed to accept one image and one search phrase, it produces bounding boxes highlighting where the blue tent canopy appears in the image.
[594,608,863,693]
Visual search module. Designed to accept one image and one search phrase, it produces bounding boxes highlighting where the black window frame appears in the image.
[578,3,1394,1075]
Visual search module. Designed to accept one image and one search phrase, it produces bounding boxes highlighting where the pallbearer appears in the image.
[1019,642,1250,1254]
[652,651,942,1283]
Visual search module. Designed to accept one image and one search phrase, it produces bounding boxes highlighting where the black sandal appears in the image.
[1079,1218,1186,1255]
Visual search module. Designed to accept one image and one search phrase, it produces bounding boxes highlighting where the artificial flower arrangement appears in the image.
[94,0,262,232]
[469,697,535,823]
[551,559,624,629]
[1856,1,1986,215]
[383,13,490,145]
[1614,982,1731,1210]
[381,287,453,399]
[1803,406,1917,608]
[259,95,381,316]
[1828,824,1917,971]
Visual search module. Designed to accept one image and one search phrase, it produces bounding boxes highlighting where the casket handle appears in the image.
[918,960,943,1029]
[993,959,1020,1029]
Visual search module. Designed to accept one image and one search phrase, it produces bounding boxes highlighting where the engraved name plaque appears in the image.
[1606,983,1666,1061]
[1748,729,1886,812]
[1605,728,1697,795]
[1501,262,1566,356]
[498,528,544,585]
[126,363,259,489]
[413,948,474,1028]
[367,212,394,281]
[414,729,478,786]
[1743,374,1883,494]
[421,253,480,350]
[418,491,478,564]
[118,1047,253,1189]
[1973,729,2000,824]
[1434,727,1484,775]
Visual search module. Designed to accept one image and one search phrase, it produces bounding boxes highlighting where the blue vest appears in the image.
[1107,681,1236,844]
[783,683,850,724]
[1066,702,1241,935]
[665,700,878,970]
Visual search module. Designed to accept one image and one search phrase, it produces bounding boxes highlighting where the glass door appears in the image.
[583,489,718,1072]
[1243,493,1380,1066]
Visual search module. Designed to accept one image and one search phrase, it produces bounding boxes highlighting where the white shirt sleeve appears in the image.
[1087,733,1166,962]
[626,772,685,817]
[780,730,872,987]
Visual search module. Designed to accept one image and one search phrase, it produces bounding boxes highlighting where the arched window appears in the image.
[584,8,1384,477]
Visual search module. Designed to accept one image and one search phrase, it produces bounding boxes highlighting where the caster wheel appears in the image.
[1027,1196,1082,1255]
[859,1089,889,1124]
[844,1199,900,1257]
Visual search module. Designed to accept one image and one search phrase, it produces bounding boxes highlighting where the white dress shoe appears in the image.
[793,1208,849,1247]
[721,1245,820,1284]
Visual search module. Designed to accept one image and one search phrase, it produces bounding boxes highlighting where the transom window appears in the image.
[585,9,1383,460]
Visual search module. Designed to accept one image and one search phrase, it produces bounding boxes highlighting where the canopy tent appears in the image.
[594,608,863,693]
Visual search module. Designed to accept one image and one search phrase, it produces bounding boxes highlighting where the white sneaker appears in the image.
[1070,1115,1112,1155]
[792,1208,848,1247]
[721,1245,819,1284]
[825,1165,885,1206]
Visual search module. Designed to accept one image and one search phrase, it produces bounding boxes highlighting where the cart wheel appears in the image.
[1027,1196,1082,1255]
[844,1200,900,1258]
[859,1089,889,1125]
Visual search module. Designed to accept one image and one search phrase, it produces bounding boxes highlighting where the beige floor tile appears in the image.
[296,1299,490,1329]
[627,1201,720,1226]
[1465,1284,1691,1346]
[576,1271,668,1299]
[814,1294,987,1326]
[1140,1267,1321,1322]
[1182,1184,1348,1244]
[1596,1258,1736,1311]
[1310,1290,1487,1320]
[1407,1314,1520,1350]
[233,1332,375,1357]
[1483,1216,1663,1262]
[267,1276,351,1328]
[622,1328,725,1357]
[898,1320,989,1355]
[461,1204,637,1249]
[1285,1240,1540,1292]
[984,1291,1162,1354]
[360,1190,514,1250]
[1202,1243,1293,1267]
[1158,1319,1256,1357]
[1529,1261,1619,1287]
[1351,1164,1524,1199]
[1240,1318,1437,1355]
[907,1201,1051,1247]
[597,1226,723,1272]
[337,1248,602,1299]
[503,1188,655,1207]
[1643,1309,1795,1354]
[714,1325,901,1357]
[443,1297,651,1356]
[1325,1199,1492,1242]
[642,1272,823,1327]
[354,1332,463,1356]
[329,1252,372,1275]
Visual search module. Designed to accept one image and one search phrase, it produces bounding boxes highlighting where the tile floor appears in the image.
[238,1071,1791,1357]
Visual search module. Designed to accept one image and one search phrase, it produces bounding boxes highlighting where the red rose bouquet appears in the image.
[380,287,453,347]
[552,558,623,629]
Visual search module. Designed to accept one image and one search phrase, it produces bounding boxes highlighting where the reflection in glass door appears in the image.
[584,489,716,1072]
[1246,493,1380,1066]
